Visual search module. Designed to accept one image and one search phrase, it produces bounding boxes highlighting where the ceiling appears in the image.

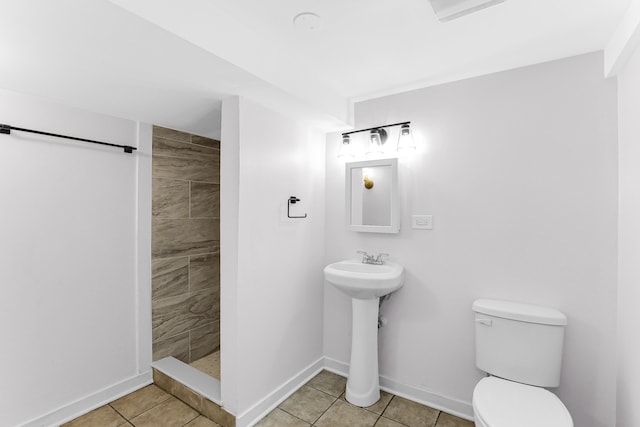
[0,0,632,138]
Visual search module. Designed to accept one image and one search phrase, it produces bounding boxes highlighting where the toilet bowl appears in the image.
[473,377,573,427]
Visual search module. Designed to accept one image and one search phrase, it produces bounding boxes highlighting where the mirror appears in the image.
[345,158,399,233]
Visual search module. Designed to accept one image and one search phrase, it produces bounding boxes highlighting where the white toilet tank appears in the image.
[473,299,567,387]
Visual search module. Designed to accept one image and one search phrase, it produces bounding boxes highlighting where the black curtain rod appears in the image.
[0,123,137,153]
[342,121,410,137]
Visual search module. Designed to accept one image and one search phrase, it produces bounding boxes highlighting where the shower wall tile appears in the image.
[190,253,220,292]
[153,137,217,161]
[191,135,220,150]
[152,257,189,300]
[152,218,219,258]
[153,332,189,363]
[153,155,219,183]
[190,320,220,361]
[191,183,220,218]
[152,288,216,342]
[153,126,191,143]
[151,125,221,364]
[153,178,189,219]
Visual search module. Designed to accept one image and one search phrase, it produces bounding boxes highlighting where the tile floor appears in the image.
[190,350,220,379]
[62,384,221,427]
[256,370,474,427]
[64,369,474,427]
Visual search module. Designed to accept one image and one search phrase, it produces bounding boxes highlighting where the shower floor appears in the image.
[189,350,220,379]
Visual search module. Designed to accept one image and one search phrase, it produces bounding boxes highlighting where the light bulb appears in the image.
[337,134,355,158]
[366,128,387,156]
[397,124,416,151]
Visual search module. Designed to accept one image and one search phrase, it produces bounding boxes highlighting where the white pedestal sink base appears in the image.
[323,259,404,407]
[345,297,381,407]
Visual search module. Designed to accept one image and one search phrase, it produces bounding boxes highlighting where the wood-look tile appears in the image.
[382,396,439,427]
[435,412,475,427]
[185,416,223,427]
[306,370,347,397]
[130,396,199,427]
[190,321,220,362]
[153,126,191,142]
[153,178,189,219]
[152,331,189,363]
[152,289,216,342]
[278,385,336,424]
[62,405,128,427]
[152,218,219,258]
[201,398,236,427]
[153,155,219,183]
[152,257,189,300]
[190,253,220,292]
[191,135,220,150]
[109,384,172,420]
[315,399,379,427]
[190,350,220,379]
[191,182,220,218]
[153,137,217,161]
[341,390,393,415]
[255,409,310,427]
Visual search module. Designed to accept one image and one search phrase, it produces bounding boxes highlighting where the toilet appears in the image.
[472,299,573,427]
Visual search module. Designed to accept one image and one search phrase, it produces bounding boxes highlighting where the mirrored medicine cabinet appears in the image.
[345,158,399,233]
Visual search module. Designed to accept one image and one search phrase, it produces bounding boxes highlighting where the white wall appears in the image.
[0,89,145,427]
[616,42,640,427]
[324,52,618,427]
[221,97,326,417]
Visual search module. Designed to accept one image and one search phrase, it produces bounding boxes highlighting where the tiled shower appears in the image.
[151,125,221,364]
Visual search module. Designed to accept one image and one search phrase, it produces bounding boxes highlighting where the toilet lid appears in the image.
[473,377,573,427]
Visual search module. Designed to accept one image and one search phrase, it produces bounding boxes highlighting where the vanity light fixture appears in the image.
[338,134,355,158]
[397,123,416,151]
[339,121,414,158]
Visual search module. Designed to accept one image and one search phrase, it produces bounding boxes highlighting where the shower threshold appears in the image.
[151,356,222,405]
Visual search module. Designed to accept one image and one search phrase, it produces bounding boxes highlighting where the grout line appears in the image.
[108,386,173,424]
[152,177,218,185]
[107,403,129,423]
[278,406,316,426]
[180,411,200,427]
[310,394,339,426]
[188,254,192,292]
[375,394,394,417]
[433,410,443,427]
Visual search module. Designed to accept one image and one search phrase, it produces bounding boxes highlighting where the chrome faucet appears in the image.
[357,251,389,265]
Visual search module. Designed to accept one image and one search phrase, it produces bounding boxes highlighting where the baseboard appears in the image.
[21,371,153,427]
[323,357,474,421]
[236,357,325,427]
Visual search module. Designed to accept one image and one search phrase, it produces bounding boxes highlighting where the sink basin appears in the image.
[323,259,404,299]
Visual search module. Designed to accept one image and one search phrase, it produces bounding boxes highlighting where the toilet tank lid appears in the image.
[473,299,567,326]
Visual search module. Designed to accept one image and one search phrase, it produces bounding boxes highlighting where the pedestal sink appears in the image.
[323,259,404,407]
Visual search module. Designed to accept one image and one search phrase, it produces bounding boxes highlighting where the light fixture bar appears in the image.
[342,121,410,137]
